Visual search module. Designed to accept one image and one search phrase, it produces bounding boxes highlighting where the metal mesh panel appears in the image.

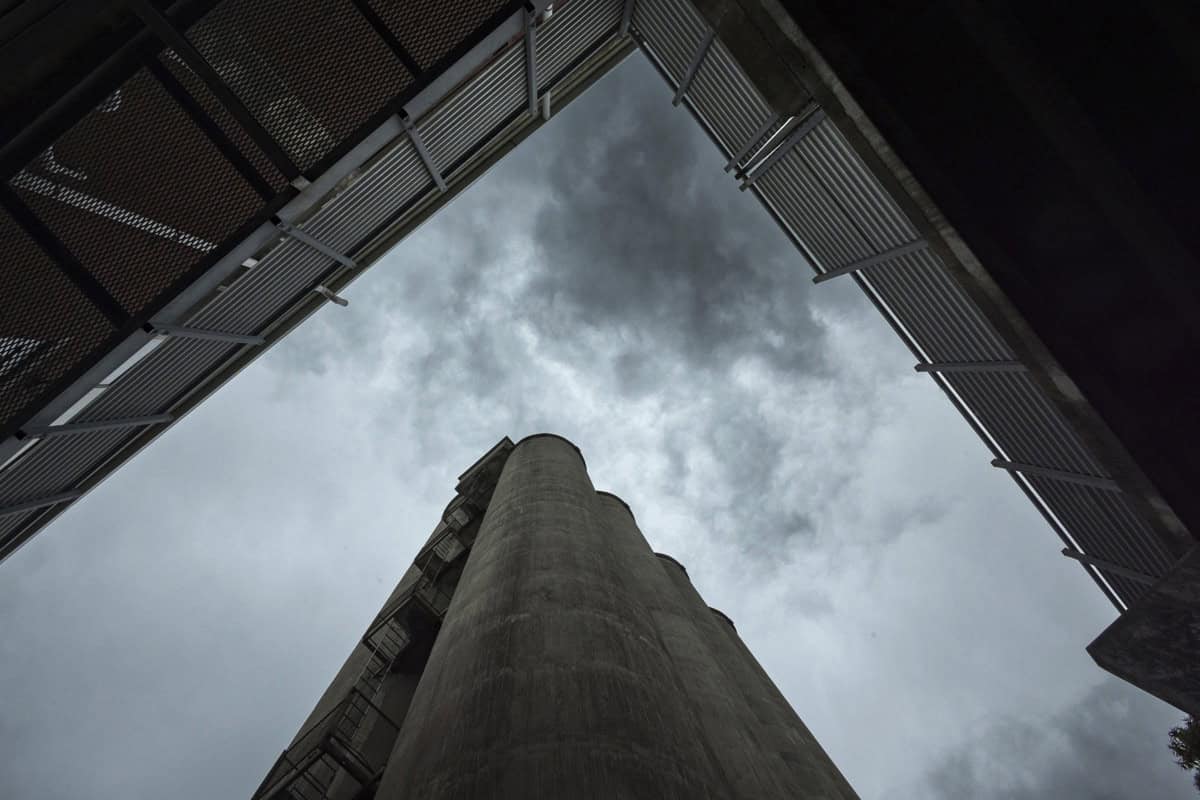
[757,152,875,268]
[1028,476,1175,580]
[685,37,780,158]
[11,67,264,317]
[187,0,415,172]
[946,371,1105,475]
[798,121,919,250]
[866,252,1014,363]
[0,210,116,432]
[418,45,525,174]
[79,337,236,421]
[158,50,289,193]
[633,0,708,83]
[190,237,332,334]
[0,429,133,506]
[369,0,513,73]
[536,0,623,90]
[303,136,432,252]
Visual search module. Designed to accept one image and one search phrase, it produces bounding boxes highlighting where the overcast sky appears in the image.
[0,54,1193,800]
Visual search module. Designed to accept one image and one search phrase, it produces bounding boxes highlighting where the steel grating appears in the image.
[633,0,709,84]
[0,210,119,432]
[0,428,134,509]
[685,37,780,159]
[537,0,625,90]
[368,0,513,74]
[158,49,290,195]
[12,66,264,317]
[80,338,239,421]
[945,371,1106,475]
[185,0,416,172]
[630,1,1183,610]
[419,44,527,175]
[0,0,627,563]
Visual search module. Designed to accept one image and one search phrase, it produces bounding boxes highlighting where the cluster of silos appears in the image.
[375,434,857,800]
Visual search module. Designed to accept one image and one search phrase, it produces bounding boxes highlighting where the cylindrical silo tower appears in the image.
[254,434,857,800]
[657,555,857,799]
[375,434,723,799]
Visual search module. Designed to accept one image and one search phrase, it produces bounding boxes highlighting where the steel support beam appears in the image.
[673,30,715,106]
[351,0,422,78]
[151,324,265,345]
[1061,548,1158,585]
[620,0,637,37]
[314,285,349,307]
[22,414,173,439]
[524,4,539,118]
[740,104,825,189]
[991,458,1121,491]
[813,239,930,284]
[0,490,83,518]
[130,0,300,181]
[725,113,782,173]
[0,183,129,326]
[276,220,358,269]
[146,57,275,201]
[915,360,1027,374]
[401,114,447,192]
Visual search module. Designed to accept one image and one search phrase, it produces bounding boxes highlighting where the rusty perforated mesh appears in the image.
[0,0,514,438]
[0,211,117,429]
[186,0,416,172]
[369,0,513,72]
[11,67,265,317]
[158,50,289,193]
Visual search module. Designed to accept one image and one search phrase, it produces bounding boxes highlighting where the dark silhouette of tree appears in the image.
[1168,716,1200,791]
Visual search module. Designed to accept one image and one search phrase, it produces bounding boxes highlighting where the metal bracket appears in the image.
[1061,548,1158,585]
[813,240,930,284]
[151,324,265,345]
[740,104,826,190]
[401,114,447,192]
[674,30,715,106]
[524,4,539,118]
[725,112,782,173]
[276,220,358,269]
[314,285,349,307]
[991,458,1121,491]
[0,490,83,518]
[22,414,173,439]
[915,360,1026,374]
[619,0,637,37]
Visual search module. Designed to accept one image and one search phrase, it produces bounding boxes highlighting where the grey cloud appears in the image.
[520,57,836,379]
[916,678,1195,800]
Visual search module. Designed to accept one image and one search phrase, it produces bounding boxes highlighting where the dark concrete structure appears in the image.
[678,0,1200,719]
[1089,547,1200,720]
[252,435,856,799]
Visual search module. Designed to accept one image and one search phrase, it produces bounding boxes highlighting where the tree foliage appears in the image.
[1168,716,1200,791]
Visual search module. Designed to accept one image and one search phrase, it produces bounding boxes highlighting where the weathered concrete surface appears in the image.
[658,554,858,799]
[1090,546,1200,717]
[376,435,721,799]
[596,498,745,795]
